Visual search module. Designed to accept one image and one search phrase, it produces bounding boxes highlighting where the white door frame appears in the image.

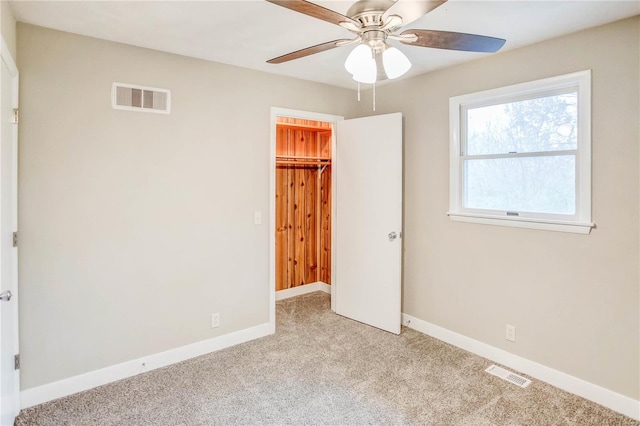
[269,107,343,331]
[0,35,20,421]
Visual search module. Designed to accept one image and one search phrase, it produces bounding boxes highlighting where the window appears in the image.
[449,70,593,234]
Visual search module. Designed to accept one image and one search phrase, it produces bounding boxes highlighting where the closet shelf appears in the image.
[276,122,332,133]
[276,156,331,167]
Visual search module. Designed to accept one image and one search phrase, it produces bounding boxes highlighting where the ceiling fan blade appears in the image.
[266,0,360,28]
[383,0,447,27]
[267,39,352,64]
[398,29,506,53]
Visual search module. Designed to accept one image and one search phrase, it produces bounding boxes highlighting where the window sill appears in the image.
[447,212,594,235]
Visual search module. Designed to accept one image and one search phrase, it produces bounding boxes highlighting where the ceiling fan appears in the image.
[265,0,506,83]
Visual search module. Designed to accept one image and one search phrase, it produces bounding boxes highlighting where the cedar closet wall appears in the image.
[275,117,332,291]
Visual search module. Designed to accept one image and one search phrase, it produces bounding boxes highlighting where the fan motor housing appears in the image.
[362,30,388,52]
[347,0,394,27]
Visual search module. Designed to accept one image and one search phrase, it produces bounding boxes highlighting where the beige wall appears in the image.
[365,16,639,399]
[17,24,359,390]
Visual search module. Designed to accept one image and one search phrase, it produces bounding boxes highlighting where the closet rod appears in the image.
[276,161,331,167]
[276,155,331,161]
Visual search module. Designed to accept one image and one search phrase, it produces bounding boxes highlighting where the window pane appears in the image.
[466,92,577,155]
[463,155,575,214]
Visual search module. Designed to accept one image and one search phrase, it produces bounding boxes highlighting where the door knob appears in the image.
[388,231,398,241]
[0,290,11,302]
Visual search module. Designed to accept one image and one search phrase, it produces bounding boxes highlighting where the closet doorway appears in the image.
[275,116,331,291]
[269,108,343,327]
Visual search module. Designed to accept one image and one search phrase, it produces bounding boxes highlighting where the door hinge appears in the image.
[14,354,19,370]
[12,232,17,248]
[12,108,18,124]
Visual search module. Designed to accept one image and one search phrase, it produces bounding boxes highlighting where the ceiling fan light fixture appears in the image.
[382,46,411,79]
[266,0,508,85]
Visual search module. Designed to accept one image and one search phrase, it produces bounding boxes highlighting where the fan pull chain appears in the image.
[373,82,376,111]
[357,82,361,102]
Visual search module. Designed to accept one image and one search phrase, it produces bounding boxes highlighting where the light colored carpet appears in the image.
[16,292,638,425]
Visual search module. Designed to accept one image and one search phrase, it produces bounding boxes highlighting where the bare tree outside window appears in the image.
[463,92,578,215]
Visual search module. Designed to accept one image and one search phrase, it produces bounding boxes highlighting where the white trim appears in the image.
[275,282,331,301]
[402,313,640,421]
[269,107,344,333]
[448,212,593,234]
[21,323,271,409]
[330,119,337,313]
[449,70,592,234]
[0,38,18,77]
[1,35,20,423]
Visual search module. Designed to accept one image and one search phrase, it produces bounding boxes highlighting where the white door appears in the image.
[0,41,20,425]
[334,113,403,334]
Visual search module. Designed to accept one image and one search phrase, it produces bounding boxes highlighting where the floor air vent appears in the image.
[112,83,170,114]
[485,364,532,388]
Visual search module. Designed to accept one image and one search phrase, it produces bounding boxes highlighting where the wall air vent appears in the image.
[485,364,532,388]
[112,83,170,114]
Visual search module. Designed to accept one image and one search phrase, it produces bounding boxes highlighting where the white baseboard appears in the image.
[401,313,640,421]
[276,282,331,301]
[20,322,272,409]
[24,307,635,420]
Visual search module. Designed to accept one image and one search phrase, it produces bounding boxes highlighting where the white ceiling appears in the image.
[9,0,640,89]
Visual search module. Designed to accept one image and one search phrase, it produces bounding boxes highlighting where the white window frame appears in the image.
[448,70,593,234]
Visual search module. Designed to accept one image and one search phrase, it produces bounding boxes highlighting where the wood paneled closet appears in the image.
[275,117,332,291]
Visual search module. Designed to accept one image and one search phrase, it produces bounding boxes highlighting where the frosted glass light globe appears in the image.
[345,44,373,74]
[383,47,411,79]
[352,60,377,84]
[345,44,377,83]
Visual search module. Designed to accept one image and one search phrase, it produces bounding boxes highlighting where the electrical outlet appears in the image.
[211,313,220,328]
[506,324,516,342]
